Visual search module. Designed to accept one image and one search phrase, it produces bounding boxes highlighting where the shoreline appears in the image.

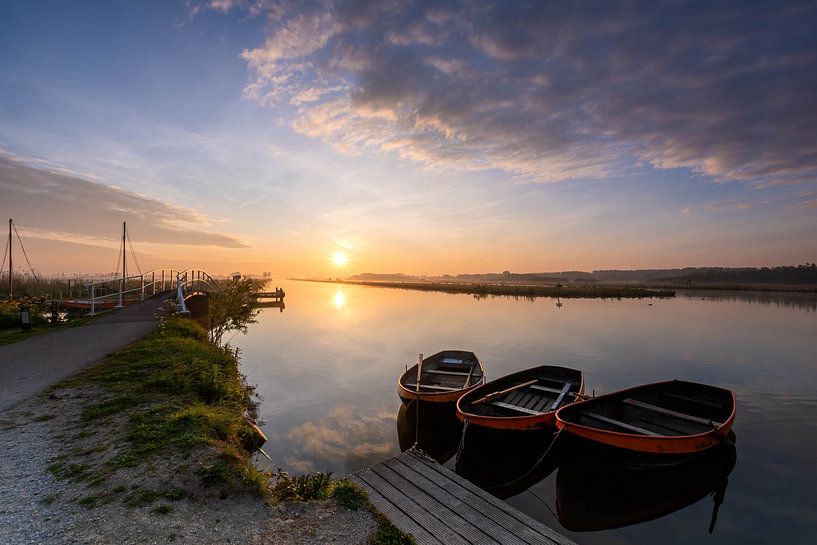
[297,278,677,299]
[0,314,407,545]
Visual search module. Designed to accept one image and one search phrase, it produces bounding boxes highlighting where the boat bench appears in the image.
[623,398,723,427]
[490,382,573,415]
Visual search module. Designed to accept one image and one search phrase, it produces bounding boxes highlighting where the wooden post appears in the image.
[415,353,423,394]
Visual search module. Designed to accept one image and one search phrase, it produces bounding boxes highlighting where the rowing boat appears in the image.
[456,365,584,431]
[397,350,485,405]
[555,380,736,454]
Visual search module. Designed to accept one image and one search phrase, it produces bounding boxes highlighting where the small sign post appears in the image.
[20,304,32,331]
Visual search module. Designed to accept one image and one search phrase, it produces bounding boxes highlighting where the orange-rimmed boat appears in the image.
[555,380,736,454]
[456,365,584,431]
[397,350,485,406]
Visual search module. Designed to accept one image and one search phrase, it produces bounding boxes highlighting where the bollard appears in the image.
[20,304,32,331]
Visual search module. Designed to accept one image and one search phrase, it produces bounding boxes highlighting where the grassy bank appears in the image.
[47,314,413,543]
[55,316,269,493]
[304,278,676,299]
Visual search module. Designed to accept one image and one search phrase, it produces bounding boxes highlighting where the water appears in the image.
[236,280,817,544]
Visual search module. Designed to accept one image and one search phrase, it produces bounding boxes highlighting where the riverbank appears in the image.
[300,278,676,299]
[0,316,409,544]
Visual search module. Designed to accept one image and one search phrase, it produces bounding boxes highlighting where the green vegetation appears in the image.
[369,511,417,545]
[206,277,262,345]
[309,279,675,299]
[59,315,266,493]
[0,302,93,346]
[268,472,414,544]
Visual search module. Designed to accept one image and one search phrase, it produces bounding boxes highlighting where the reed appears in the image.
[305,279,676,299]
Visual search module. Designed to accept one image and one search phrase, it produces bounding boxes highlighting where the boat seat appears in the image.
[549,383,573,411]
[529,384,567,395]
[426,369,472,376]
[662,392,723,409]
[623,398,723,427]
[583,412,660,436]
[404,383,462,392]
[488,401,545,416]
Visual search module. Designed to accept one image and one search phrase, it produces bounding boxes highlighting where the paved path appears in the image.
[0,295,170,413]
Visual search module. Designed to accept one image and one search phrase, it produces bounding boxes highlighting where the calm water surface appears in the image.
[237,280,817,545]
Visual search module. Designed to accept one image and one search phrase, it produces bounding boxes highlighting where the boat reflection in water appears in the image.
[556,434,737,533]
[455,427,562,499]
[397,401,463,465]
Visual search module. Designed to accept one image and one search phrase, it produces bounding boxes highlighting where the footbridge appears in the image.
[82,268,221,315]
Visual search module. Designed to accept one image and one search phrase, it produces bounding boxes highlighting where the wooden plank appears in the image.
[662,392,723,409]
[583,412,660,436]
[549,383,572,411]
[426,369,472,376]
[371,463,498,545]
[354,468,471,545]
[529,384,564,395]
[488,401,546,416]
[405,383,463,392]
[530,395,554,413]
[402,451,574,545]
[383,458,526,545]
[348,474,442,545]
[504,391,524,405]
[624,398,722,427]
[516,393,534,409]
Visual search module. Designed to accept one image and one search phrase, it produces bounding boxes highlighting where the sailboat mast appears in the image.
[122,221,126,281]
[7,219,11,302]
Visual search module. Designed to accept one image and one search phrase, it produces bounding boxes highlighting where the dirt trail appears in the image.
[0,297,167,414]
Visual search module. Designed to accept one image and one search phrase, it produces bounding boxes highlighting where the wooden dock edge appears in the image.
[349,449,576,545]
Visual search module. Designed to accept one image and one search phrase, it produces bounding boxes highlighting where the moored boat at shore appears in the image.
[456,365,584,431]
[397,350,485,405]
[555,380,736,454]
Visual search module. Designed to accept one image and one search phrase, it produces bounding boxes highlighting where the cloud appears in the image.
[229,0,817,185]
[0,154,248,248]
[286,404,396,472]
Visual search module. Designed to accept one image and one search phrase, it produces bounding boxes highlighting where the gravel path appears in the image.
[0,297,167,413]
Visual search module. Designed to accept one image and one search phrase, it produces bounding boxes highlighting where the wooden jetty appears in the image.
[349,449,576,545]
[256,287,285,299]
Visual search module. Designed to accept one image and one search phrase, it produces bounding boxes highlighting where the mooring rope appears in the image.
[491,426,564,490]
[454,418,469,462]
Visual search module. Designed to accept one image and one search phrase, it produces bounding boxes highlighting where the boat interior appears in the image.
[460,366,582,417]
[563,381,733,437]
[402,351,483,392]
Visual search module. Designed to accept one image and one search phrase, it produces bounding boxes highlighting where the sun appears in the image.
[332,251,348,268]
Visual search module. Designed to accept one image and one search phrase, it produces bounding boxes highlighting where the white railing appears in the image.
[175,269,221,315]
[83,268,221,315]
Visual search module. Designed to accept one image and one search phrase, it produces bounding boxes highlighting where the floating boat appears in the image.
[456,365,584,431]
[555,380,736,454]
[397,350,485,405]
[61,299,119,310]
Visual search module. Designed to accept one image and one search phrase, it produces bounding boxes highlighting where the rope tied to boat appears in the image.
[491,426,565,490]
[454,419,469,462]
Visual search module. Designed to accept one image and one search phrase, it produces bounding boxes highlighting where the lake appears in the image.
[237,279,817,544]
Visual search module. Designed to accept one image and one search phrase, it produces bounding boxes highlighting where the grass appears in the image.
[0,314,93,347]
[56,316,268,495]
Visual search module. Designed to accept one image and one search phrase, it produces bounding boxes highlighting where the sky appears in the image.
[1,0,815,277]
